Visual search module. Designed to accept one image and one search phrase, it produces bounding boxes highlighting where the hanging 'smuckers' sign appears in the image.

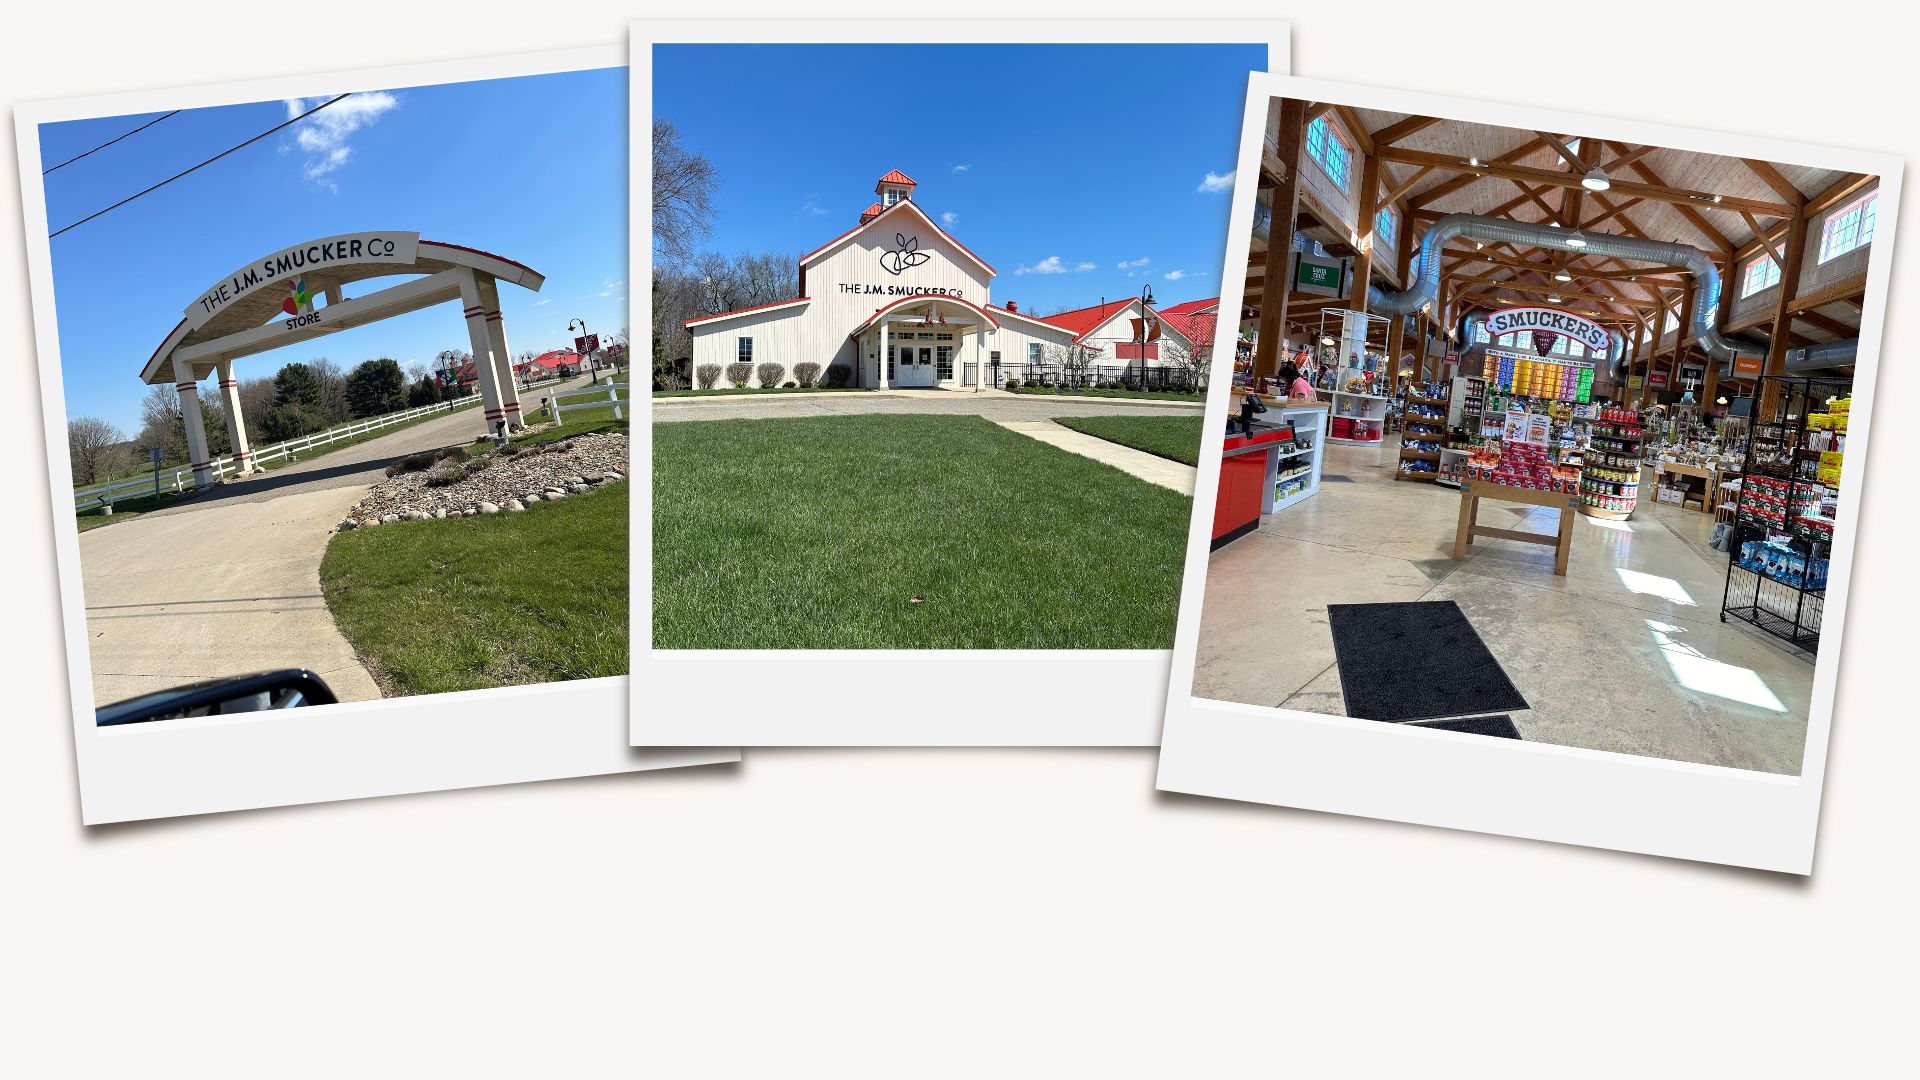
[184,232,420,332]
[1484,305,1611,355]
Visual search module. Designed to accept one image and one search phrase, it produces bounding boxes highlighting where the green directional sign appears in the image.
[1296,262,1340,289]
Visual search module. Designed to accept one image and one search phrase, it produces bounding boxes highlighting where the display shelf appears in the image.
[1395,381,1453,481]
[1718,375,1849,657]
[1579,406,1644,518]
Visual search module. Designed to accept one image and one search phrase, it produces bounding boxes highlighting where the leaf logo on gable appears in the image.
[879,233,932,276]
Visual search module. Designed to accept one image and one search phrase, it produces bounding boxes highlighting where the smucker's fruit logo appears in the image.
[878,233,930,277]
[281,277,313,317]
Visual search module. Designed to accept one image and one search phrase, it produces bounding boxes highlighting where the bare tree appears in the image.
[1159,334,1208,391]
[307,358,350,425]
[1043,341,1100,386]
[652,119,717,265]
[68,417,128,486]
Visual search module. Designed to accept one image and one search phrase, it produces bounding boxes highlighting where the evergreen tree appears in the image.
[345,358,408,418]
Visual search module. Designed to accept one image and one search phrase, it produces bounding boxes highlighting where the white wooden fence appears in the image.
[546,382,628,425]
[73,394,486,513]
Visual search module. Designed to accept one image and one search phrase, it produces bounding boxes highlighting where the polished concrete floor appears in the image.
[1193,434,1814,775]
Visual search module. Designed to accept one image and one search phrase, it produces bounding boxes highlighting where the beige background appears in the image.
[4,1,1917,1076]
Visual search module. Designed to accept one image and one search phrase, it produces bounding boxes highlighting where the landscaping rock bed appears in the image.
[336,431,627,530]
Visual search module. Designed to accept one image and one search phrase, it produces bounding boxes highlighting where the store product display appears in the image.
[1720,378,1849,654]
[1483,352,1593,403]
[1579,407,1642,518]
[1396,380,1453,482]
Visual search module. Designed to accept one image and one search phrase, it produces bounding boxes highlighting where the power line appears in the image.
[49,94,352,240]
[43,110,180,174]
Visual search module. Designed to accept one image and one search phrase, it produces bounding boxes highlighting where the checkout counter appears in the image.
[1211,395,1329,549]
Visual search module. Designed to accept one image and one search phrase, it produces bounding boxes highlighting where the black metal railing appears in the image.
[966,362,1206,393]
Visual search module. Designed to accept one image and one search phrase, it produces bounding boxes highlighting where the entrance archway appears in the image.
[141,232,545,486]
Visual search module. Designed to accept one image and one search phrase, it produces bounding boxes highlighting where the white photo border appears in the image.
[18,44,738,824]
[1154,72,1902,873]
[632,21,1291,746]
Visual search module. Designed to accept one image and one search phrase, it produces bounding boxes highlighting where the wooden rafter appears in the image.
[1370,115,1440,147]
[1380,144,1798,221]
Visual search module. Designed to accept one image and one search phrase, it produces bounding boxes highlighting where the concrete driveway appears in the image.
[76,375,600,708]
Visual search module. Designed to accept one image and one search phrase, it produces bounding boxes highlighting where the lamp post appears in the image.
[569,317,596,385]
[1134,283,1155,390]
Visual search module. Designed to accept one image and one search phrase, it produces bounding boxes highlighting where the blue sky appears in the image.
[654,43,1264,314]
[40,66,627,433]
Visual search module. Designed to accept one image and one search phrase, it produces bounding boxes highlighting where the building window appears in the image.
[1027,342,1043,365]
[936,332,954,341]
[1474,324,1491,344]
[884,188,903,206]
[1818,190,1878,263]
[1305,114,1352,189]
[1741,253,1783,298]
[936,346,953,380]
[1374,206,1396,250]
[736,337,753,363]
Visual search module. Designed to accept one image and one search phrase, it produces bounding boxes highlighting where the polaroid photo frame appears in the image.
[632,20,1290,747]
[1155,72,1901,872]
[19,44,737,824]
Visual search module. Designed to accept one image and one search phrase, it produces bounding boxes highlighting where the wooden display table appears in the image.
[1654,461,1740,513]
[1452,479,1579,576]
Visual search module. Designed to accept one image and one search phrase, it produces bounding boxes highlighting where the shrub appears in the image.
[496,442,523,457]
[793,362,822,387]
[783,381,798,388]
[824,364,852,388]
[424,464,466,488]
[725,362,753,388]
[695,363,723,390]
[387,451,440,476]
[1005,378,1021,390]
[756,362,785,388]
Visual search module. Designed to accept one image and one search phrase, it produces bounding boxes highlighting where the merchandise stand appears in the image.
[1396,382,1452,481]
[1328,390,1390,445]
[1452,478,1579,576]
[1719,375,1849,655]
[1580,407,1644,519]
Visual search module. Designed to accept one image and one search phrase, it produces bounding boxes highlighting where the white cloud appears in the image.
[533,298,552,306]
[590,277,623,298]
[941,211,959,226]
[1164,269,1192,281]
[1014,256,1095,276]
[1197,170,1236,194]
[801,199,829,216]
[1117,256,1150,270]
[283,91,399,189]
[951,163,971,173]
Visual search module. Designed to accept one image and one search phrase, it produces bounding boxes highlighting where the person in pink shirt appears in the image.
[1278,360,1314,400]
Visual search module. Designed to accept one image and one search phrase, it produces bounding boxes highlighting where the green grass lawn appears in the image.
[1056,415,1204,466]
[655,386,869,397]
[1006,386,1205,402]
[320,482,627,696]
[653,413,1190,649]
[467,406,628,456]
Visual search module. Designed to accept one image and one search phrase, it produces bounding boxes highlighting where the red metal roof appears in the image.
[519,349,579,371]
[875,169,917,188]
[1036,298,1137,338]
[1158,297,1220,317]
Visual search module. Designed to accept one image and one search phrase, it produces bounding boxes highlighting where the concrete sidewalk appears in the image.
[995,420,1196,495]
[79,485,382,706]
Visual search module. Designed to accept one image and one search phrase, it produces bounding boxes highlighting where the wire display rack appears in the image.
[1718,375,1849,657]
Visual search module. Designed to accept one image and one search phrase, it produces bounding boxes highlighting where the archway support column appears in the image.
[878,322,890,391]
[477,274,524,429]
[172,355,214,488]
[217,358,253,474]
[457,269,507,439]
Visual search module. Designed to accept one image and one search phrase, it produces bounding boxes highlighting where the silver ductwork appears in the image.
[1714,337,1856,377]
[1248,209,1764,364]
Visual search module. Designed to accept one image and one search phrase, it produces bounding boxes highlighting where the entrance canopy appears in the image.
[141,234,544,385]
[850,294,1001,339]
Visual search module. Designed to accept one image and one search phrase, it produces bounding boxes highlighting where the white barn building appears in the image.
[684,170,1202,389]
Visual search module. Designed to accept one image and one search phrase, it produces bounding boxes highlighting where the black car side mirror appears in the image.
[96,669,339,727]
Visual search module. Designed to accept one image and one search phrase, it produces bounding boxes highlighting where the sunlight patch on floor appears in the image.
[1617,567,1696,606]
[1645,620,1786,712]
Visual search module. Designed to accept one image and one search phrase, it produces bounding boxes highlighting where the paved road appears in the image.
[651,388,1204,424]
[76,374,600,708]
[141,374,598,518]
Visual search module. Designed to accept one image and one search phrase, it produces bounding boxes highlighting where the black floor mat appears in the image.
[1407,714,1523,739]
[1328,601,1529,722]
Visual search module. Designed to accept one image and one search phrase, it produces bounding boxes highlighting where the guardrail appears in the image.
[72,393,485,514]
[546,382,628,426]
